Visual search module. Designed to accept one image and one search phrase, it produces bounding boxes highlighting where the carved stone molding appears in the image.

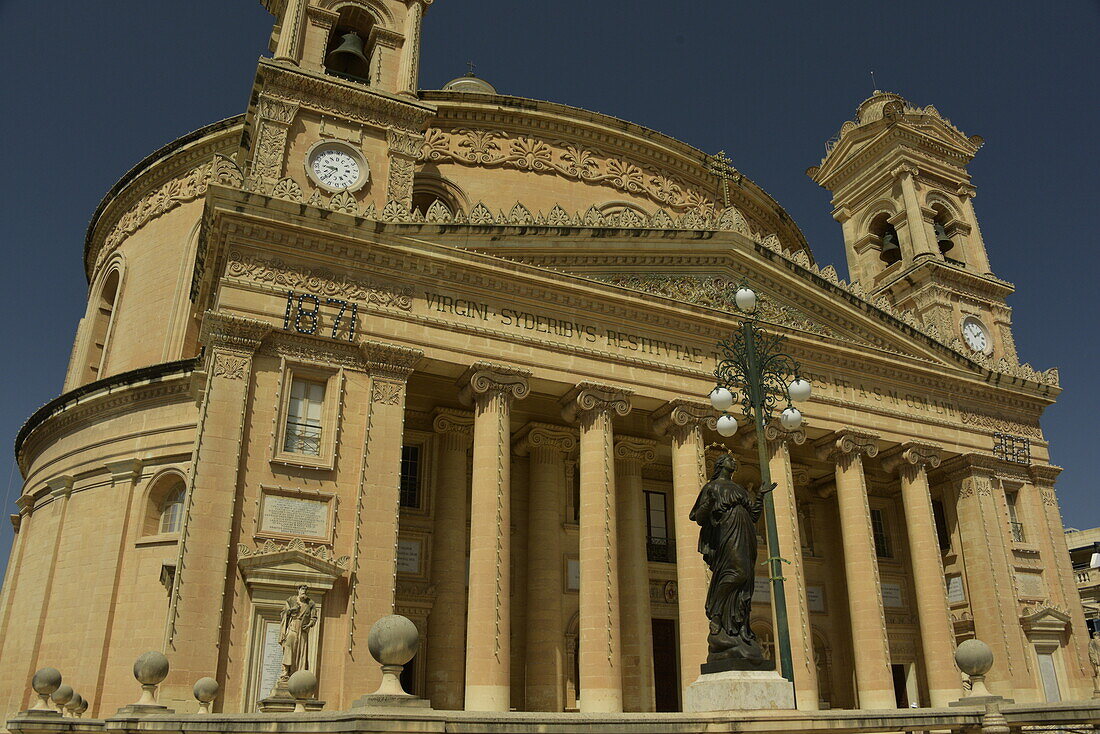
[456,361,531,408]
[513,422,578,458]
[253,96,300,180]
[371,380,403,405]
[936,452,1018,484]
[814,429,880,464]
[387,128,424,158]
[613,436,658,466]
[46,475,74,500]
[260,331,366,371]
[105,459,143,485]
[200,311,272,355]
[881,441,944,476]
[359,339,423,380]
[1027,464,1062,487]
[212,353,249,380]
[890,163,919,179]
[560,381,633,427]
[651,398,715,439]
[432,407,475,445]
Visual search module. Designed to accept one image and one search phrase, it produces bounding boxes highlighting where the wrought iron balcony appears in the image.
[646,537,675,563]
[284,420,322,456]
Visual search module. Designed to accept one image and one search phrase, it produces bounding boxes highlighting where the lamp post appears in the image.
[707,282,811,689]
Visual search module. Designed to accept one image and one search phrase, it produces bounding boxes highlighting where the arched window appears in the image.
[159,484,185,534]
[930,204,957,260]
[411,170,465,218]
[324,7,376,83]
[81,268,120,384]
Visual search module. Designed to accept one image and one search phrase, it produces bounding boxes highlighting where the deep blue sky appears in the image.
[1,1,1097,572]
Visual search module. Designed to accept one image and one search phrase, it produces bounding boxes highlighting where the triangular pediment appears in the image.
[237,538,348,589]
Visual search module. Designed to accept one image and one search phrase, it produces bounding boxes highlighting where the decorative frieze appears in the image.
[360,339,422,380]
[200,311,272,355]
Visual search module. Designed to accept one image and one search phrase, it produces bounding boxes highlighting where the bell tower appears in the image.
[808,92,1018,363]
[240,0,437,212]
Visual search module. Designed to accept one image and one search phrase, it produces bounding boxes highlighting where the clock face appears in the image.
[311,149,360,190]
[961,318,990,353]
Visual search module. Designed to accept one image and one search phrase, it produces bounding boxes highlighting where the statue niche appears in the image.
[690,453,774,673]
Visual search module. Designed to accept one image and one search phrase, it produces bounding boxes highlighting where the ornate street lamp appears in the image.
[707,281,811,688]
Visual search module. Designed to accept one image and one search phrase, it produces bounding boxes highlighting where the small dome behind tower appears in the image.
[442,70,497,94]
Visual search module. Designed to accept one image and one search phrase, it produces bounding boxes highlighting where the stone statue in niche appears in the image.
[279,585,316,681]
[690,454,774,672]
[1089,629,1100,686]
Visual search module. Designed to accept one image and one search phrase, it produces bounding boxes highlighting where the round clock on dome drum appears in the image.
[305,140,369,192]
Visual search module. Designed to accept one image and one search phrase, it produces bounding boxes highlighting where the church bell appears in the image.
[326,32,371,72]
[934,221,954,254]
[879,229,901,264]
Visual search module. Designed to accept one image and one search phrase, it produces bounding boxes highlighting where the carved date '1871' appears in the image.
[282,290,359,341]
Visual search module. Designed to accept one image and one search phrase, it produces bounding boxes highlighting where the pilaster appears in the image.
[250,95,300,183]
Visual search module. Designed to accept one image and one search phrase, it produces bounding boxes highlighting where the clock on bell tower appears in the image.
[808,91,1019,364]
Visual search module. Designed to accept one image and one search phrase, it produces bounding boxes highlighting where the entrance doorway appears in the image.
[890,663,918,708]
[652,619,680,712]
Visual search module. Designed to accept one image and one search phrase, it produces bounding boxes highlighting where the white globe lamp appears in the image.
[734,287,758,313]
[709,387,734,412]
[788,378,812,402]
[716,414,739,437]
[779,407,803,430]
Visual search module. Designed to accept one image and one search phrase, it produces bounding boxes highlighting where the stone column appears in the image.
[956,184,994,275]
[459,362,530,711]
[652,399,715,702]
[614,437,657,713]
[163,313,270,701]
[815,429,893,709]
[939,454,1031,696]
[883,442,959,706]
[425,408,474,710]
[763,424,819,710]
[894,163,937,261]
[273,0,307,63]
[397,0,427,96]
[515,423,576,711]
[347,340,423,697]
[561,382,632,713]
[1029,464,1094,695]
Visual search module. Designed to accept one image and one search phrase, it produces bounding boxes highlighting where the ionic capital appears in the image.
[956,183,977,200]
[513,422,577,458]
[457,361,531,408]
[814,429,880,464]
[763,422,807,454]
[200,311,272,355]
[614,437,657,466]
[432,407,474,447]
[881,441,943,476]
[560,381,632,426]
[651,398,716,439]
[890,162,919,179]
[361,339,423,380]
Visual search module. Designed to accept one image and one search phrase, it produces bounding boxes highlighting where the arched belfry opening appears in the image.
[930,203,958,261]
[869,213,901,266]
[80,267,121,385]
[324,7,376,83]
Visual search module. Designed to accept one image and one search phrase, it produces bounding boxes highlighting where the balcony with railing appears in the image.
[284,420,322,456]
[646,536,675,564]
[1076,566,1098,587]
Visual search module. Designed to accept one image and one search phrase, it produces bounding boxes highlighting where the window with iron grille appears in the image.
[645,490,674,563]
[284,378,325,456]
[1006,490,1025,543]
[870,508,893,559]
[993,433,1030,465]
[399,445,421,508]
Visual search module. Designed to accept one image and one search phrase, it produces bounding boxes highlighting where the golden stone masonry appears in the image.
[0,0,1094,725]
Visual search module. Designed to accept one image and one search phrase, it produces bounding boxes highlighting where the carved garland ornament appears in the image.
[238,537,350,569]
[420,127,716,212]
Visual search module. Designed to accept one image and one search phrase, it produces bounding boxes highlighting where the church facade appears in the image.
[0,0,1092,719]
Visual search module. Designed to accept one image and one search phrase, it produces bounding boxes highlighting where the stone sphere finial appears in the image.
[955,639,994,676]
[133,651,170,685]
[50,684,74,710]
[76,697,89,717]
[193,678,219,714]
[65,693,84,718]
[368,614,419,666]
[30,668,62,711]
[287,670,318,713]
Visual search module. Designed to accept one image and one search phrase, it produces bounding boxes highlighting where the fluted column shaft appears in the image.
[562,382,632,713]
[817,430,893,709]
[515,424,576,711]
[615,438,657,713]
[460,363,530,711]
[765,425,819,710]
[398,1,426,96]
[653,400,715,704]
[426,409,474,710]
[886,443,959,706]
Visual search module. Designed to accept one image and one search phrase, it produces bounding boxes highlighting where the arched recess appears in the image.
[597,200,650,219]
[71,260,125,388]
[319,1,394,83]
[857,200,899,236]
[412,168,468,217]
[925,193,966,262]
[140,470,187,537]
[811,628,832,708]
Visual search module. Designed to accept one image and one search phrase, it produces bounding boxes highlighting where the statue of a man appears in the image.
[279,585,316,680]
[690,454,773,671]
[1089,629,1100,681]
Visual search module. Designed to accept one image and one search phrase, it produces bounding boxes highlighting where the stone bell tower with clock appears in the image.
[240,0,436,213]
[808,91,1018,363]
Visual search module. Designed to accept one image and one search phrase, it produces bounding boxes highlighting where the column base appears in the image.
[464,685,510,712]
[578,688,623,713]
[683,670,795,712]
[257,695,326,712]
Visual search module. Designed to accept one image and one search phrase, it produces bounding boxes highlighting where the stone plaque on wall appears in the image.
[566,558,580,592]
[397,539,422,575]
[752,577,770,604]
[881,582,904,608]
[259,491,330,540]
[807,585,826,613]
[1016,570,1045,598]
[946,575,965,604]
[257,621,283,703]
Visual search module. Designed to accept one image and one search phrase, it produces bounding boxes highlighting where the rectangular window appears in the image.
[1006,491,1025,543]
[932,499,951,552]
[283,378,325,456]
[870,508,893,559]
[645,490,673,563]
[399,445,421,508]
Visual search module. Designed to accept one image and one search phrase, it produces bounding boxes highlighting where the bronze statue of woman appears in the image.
[690,453,773,672]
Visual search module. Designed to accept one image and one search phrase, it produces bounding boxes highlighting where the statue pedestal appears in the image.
[684,670,795,712]
[258,683,325,712]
